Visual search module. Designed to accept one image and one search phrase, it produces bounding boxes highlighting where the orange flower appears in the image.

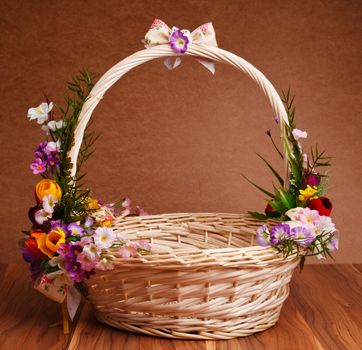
[35,179,62,202]
[24,230,47,260]
[36,227,66,258]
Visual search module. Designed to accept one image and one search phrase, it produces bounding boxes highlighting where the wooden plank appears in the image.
[2,264,361,349]
[291,264,362,350]
[68,302,140,350]
[0,263,69,350]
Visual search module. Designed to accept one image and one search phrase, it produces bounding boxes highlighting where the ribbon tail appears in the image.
[164,57,182,70]
[196,58,216,75]
[67,286,82,321]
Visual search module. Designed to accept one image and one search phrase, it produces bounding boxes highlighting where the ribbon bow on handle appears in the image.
[143,19,218,74]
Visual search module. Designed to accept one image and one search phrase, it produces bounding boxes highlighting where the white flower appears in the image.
[316,216,336,234]
[292,128,308,141]
[285,207,302,221]
[35,209,52,225]
[42,194,57,213]
[45,140,61,153]
[82,243,99,259]
[41,119,65,134]
[27,102,53,124]
[94,227,114,250]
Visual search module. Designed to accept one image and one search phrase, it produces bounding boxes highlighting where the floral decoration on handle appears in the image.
[143,19,218,73]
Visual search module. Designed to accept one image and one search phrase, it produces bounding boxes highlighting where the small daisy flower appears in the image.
[94,227,114,250]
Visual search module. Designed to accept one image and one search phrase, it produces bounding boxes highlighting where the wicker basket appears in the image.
[68,44,299,339]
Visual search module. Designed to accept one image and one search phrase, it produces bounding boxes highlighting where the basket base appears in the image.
[91,296,287,340]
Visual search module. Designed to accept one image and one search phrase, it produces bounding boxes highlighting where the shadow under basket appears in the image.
[85,213,299,340]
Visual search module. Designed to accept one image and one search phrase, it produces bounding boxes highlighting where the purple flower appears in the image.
[47,155,59,168]
[64,260,84,282]
[328,231,339,251]
[169,29,189,53]
[69,243,83,258]
[291,226,314,246]
[84,216,94,229]
[274,115,279,124]
[39,141,48,150]
[57,243,71,259]
[30,158,47,174]
[270,223,290,244]
[67,223,85,237]
[256,225,271,247]
[21,248,42,281]
[304,174,321,187]
[51,220,69,235]
[265,130,272,137]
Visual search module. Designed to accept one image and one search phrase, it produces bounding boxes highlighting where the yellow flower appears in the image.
[36,227,66,258]
[35,179,62,202]
[298,185,319,202]
[86,197,100,210]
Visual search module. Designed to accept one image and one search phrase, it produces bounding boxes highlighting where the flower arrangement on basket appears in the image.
[20,19,339,339]
[21,71,153,332]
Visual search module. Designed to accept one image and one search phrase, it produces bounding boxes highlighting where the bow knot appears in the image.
[143,19,218,74]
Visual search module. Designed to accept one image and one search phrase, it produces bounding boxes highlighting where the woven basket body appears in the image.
[70,44,299,339]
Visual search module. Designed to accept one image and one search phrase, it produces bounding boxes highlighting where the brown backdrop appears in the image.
[1,0,361,263]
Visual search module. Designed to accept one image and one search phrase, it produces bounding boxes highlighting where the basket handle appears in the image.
[69,44,290,179]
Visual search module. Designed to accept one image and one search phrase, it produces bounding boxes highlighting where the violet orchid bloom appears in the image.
[30,158,47,174]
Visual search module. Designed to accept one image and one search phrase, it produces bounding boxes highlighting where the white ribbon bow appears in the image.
[143,19,218,74]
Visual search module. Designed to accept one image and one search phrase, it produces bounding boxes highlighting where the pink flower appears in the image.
[136,206,150,216]
[77,252,98,271]
[30,158,47,174]
[136,240,153,251]
[96,258,114,271]
[292,128,308,141]
[118,243,139,258]
[122,196,132,211]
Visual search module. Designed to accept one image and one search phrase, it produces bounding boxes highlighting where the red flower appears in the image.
[308,197,333,216]
[265,204,276,213]
[24,230,47,260]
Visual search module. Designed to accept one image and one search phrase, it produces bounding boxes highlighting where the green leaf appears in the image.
[242,174,274,198]
[257,153,284,186]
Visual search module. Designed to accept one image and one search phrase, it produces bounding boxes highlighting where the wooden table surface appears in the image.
[0,264,361,350]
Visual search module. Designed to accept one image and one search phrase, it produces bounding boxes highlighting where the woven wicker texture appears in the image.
[86,214,298,339]
[74,44,299,339]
